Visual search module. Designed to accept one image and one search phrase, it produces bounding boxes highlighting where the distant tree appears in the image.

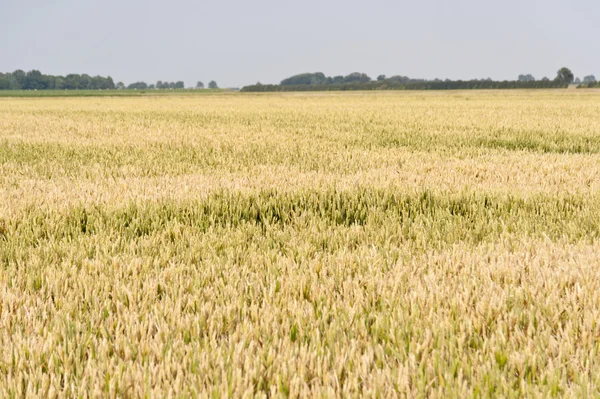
[0,76,10,90]
[87,76,99,89]
[343,72,371,83]
[127,81,148,90]
[64,74,79,89]
[541,77,550,81]
[116,82,125,89]
[574,77,581,84]
[155,80,182,89]
[377,74,386,81]
[25,70,46,90]
[148,84,156,89]
[12,70,26,89]
[555,67,574,85]
[583,75,597,83]
[208,80,218,89]
[88,75,113,90]
[51,76,63,90]
[281,72,327,85]
[80,74,92,89]
[6,75,19,89]
[518,74,535,82]
[196,81,205,89]
[387,75,410,84]
[332,76,344,84]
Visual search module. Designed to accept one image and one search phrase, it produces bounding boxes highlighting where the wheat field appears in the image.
[1,90,600,397]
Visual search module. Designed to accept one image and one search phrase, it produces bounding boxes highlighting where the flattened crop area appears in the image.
[1,91,600,397]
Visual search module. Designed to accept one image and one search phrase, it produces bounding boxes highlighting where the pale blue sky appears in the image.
[1,0,598,87]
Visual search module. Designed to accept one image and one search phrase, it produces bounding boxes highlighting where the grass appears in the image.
[1,90,600,397]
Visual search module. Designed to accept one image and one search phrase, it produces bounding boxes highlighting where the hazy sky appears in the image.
[1,0,598,87]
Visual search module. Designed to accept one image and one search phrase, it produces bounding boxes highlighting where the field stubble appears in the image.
[1,90,600,397]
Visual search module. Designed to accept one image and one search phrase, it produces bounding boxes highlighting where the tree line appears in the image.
[242,67,595,92]
[2,67,594,92]
[125,80,219,89]
[242,80,568,92]
[126,81,185,90]
[0,70,221,90]
[280,72,372,85]
[0,70,116,90]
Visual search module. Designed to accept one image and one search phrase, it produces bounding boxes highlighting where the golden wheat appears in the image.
[1,90,600,397]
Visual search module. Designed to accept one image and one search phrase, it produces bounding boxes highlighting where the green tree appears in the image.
[196,81,204,89]
[54,76,65,90]
[65,74,82,89]
[106,76,115,89]
[25,70,45,89]
[281,72,328,85]
[208,80,218,89]
[12,70,26,89]
[80,74,92,89]
[518,74,535,82]
[555,67,574,85]
[127,82,148,90]
[377,74,386,81]
[343,72,371,83]
[0,76,10,90]
[583,75,596,83]
[386,75,410,83]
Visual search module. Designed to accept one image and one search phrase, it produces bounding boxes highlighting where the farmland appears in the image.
[1,90,600,397]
